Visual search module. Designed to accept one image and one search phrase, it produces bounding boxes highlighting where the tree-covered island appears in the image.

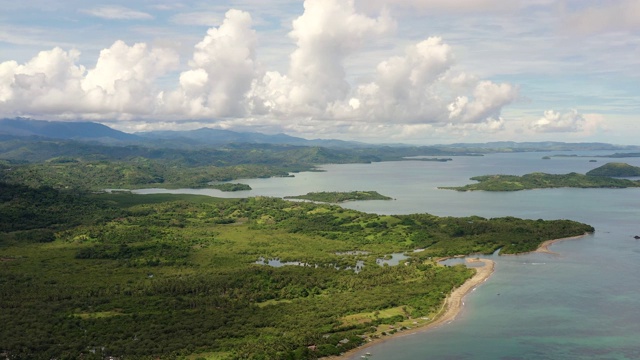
[210,183,252,192]
[284,191,392,203]
[0,182,594,360]
[440,172,640,191]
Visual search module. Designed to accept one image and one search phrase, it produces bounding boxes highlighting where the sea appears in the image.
[135,151,640,360]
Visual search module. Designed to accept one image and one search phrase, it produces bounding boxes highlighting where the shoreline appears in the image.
[325,233,591,359]
[535,233,591,255]
[326,258,495,360]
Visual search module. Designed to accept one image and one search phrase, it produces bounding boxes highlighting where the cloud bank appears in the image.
[0,0,522,137]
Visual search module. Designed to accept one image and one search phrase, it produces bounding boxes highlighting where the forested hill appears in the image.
[586,162,640,177]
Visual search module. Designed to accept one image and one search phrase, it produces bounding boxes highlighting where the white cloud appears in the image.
[334,37,516,126]
[0,42,178,118]
[448,81,518,123]
[82,6,154,20]
[251,0,395,117]
[162,9,258,117]
[530,109,587,133]
[0,0,518,140]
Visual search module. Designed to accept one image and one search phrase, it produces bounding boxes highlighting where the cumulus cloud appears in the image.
[0,0,518,137]
[329,37,516,125]
[343,37,456,122]
[252,0,395,116]
[82,6,154,20]
[530,109,587,133]
[0,42,178,118]
[447,81,517,123]
[161,9,258,117]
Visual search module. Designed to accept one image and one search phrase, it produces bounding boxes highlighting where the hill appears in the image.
[586,162,640,177]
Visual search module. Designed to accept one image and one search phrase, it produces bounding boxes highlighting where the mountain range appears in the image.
[0,118,364,148]
[1,118,639,152]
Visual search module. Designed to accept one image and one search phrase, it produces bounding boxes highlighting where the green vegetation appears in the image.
[284,191,392,203]
[0,158,293,190]
[440,172,640,191]
[405,158,452,162]
[210,183,252,192]
[0,136,481,191]
[585,162,640,177]
[0,182,593,359]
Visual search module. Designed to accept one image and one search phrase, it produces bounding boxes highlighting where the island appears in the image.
[585,162,640,177]
[404,157,453,162]
[439,172,640,191]
[210,182,252,191]
[284,191,393,203]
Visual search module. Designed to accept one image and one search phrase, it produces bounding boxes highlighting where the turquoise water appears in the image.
[136,152,640,359]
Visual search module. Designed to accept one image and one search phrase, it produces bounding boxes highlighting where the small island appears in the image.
[209,183,252,191]
[586,162,640,177]
[284,191,393,203]
[439,172,640,191]
[404,157,453,162]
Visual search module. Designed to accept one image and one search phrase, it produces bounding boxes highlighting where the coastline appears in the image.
[326,258,495,360]
[535,233,591,255]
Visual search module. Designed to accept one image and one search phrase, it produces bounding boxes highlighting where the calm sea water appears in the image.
[137,152,640,359]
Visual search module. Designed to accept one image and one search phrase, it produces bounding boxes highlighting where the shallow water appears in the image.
[137,151,640,359]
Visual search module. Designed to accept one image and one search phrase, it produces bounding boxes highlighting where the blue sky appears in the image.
[1,0,639,144]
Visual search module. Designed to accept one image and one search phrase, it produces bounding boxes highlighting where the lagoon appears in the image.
[136,151,640,359]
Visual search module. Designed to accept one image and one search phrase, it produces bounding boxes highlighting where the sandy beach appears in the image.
[326,258,495,360]
[535,233,590,254]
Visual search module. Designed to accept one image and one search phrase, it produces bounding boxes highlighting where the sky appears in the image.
[0,0,639,145]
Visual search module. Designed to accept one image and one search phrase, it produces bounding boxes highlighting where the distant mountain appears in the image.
[0,118,140,142]
[0,118,366,149]
[136,128,367,148]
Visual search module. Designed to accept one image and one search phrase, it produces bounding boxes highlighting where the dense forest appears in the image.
[0,181,593,359]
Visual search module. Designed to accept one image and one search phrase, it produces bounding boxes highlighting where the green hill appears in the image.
[586,162,640,177]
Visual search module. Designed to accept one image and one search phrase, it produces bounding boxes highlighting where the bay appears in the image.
[136,151,640,359]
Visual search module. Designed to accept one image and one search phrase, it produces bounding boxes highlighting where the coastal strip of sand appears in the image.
[326,258,495,360]
[535,233,590,255]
